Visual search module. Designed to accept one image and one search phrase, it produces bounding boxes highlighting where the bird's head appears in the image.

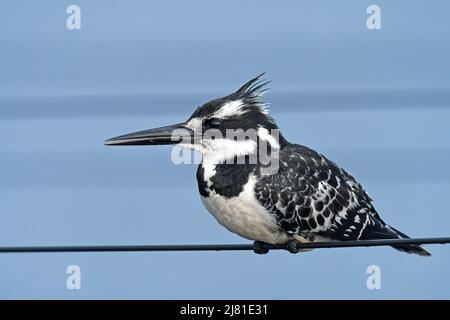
[105,74,286,163]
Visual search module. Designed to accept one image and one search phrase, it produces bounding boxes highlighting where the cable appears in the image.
[0,237,449,253]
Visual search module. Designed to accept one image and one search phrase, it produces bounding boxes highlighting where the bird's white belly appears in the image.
[200,177,289,244]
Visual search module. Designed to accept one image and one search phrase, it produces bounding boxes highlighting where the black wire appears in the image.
[0,237,449,253]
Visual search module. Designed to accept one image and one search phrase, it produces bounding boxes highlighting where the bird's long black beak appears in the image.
[104,122,193,146]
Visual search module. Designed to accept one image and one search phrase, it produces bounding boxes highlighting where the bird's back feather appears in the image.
[254,143,430,256]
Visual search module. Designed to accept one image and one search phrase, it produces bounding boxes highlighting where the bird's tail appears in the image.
[361,225,431,256]
[388,226,431,256]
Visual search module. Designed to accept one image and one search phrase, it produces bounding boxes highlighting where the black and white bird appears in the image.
[105,74,430,256]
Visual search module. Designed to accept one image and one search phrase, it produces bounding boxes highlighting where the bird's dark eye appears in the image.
[207,118,221,128]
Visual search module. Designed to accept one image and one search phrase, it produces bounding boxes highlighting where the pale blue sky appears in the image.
[0,0,449,299]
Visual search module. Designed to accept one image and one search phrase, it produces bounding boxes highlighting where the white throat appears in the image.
[202,138,257,164]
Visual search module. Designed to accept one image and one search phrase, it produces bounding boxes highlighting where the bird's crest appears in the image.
[235,72,271,98]
[230,73,271,117]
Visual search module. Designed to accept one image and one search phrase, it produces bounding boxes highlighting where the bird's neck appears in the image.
[195,129,289,197]
[196,159,257,198]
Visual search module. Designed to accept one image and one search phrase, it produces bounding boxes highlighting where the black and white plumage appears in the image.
[106,74,430,256]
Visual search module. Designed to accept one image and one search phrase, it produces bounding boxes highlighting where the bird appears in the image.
[105,74,430,256]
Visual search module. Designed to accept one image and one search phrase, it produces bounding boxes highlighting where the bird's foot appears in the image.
[252,241,270,254]
[286,239,301,254]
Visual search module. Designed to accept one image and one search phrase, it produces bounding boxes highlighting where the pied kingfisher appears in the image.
[105,74,430,256]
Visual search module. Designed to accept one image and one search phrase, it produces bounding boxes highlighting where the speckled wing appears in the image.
[254,144,387,241]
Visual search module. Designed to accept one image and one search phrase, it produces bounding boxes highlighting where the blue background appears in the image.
[0,0,449,299]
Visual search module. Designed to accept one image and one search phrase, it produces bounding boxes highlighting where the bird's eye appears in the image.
[207,118,221,128]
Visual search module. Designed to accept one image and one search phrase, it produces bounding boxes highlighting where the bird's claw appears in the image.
[286,240,301,254]
[252,241,269,254]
